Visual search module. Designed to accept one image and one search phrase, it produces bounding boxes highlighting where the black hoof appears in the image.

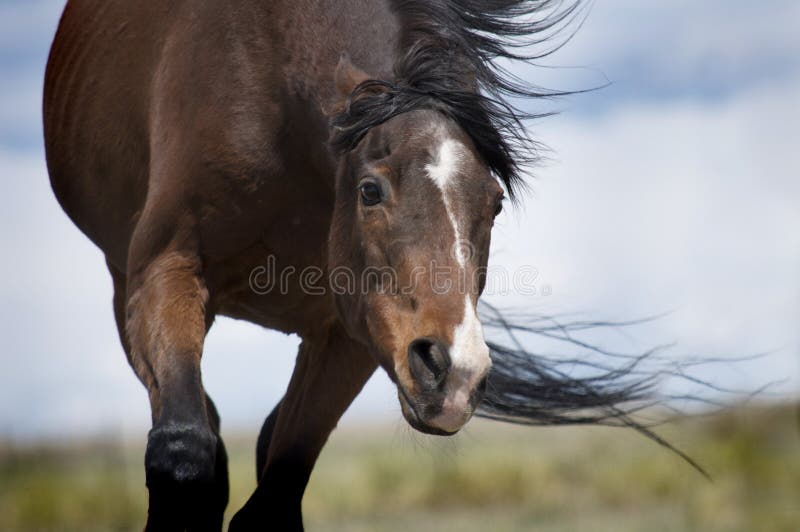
[145,423,223,531]
[146,422,218,485]
[229,492,303,532]
[229,508,303,532]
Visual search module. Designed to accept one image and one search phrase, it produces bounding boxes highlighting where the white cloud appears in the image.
[487,74,800,399]
[0,1,64,149]
[0,1,63,54]
[513,0,800,103]
[1,0,797,441]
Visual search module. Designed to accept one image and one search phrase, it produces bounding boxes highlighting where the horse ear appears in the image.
[335,54,371,96]
[323,53,373,116]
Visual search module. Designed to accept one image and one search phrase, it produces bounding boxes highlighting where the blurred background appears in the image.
[1,0,798,530]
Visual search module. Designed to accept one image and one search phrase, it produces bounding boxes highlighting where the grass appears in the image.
[1,403,798,531]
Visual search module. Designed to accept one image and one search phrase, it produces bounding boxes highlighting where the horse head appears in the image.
[326,56,505,434]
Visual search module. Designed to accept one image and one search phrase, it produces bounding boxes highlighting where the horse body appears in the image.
[45,0,583,529]
[45,2,411,529]
[46,0,400,334]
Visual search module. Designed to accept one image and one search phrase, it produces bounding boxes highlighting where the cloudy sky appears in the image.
[1,0,798,441]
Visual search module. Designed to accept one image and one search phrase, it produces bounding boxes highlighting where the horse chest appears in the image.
[203,182,338,334]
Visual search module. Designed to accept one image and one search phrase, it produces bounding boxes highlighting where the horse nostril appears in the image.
[408,338,451,388]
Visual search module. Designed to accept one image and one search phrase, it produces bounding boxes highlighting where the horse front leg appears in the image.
[254,399,281,482]
[230,324,376,531]
[122,249,228,531]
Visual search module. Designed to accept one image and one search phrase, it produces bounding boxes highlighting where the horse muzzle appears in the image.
[398,337,490,435]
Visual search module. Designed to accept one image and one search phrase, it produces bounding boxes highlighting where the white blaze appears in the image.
[425,137,491,380]
[425,138,468,266]
[433,293,491,432]
[449,291,491,395]
[425,138,462,190]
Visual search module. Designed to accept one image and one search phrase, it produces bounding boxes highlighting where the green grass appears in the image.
[1,404,798,531]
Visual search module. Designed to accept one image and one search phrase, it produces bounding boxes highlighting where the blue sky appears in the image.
[1,0,798,440]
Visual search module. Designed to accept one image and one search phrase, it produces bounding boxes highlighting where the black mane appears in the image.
[330,1,758,478]
[330,0,585,198]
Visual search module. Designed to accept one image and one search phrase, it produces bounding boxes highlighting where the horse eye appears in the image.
[359,181,382,206]
[493,197,504,218]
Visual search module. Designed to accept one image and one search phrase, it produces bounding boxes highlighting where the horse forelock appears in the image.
[329,0,587,199]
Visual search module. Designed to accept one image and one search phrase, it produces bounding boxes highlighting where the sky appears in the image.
[1,0,798,441]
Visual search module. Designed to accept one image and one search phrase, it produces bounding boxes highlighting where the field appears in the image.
[1,404,797,531]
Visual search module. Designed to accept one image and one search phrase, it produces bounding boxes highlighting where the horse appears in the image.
[43,0,689,529]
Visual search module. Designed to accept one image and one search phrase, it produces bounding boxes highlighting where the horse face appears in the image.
[329,109,504,434]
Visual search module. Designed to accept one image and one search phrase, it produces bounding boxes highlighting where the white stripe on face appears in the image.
[452,294,491,373]
[431,293,491,432]
[425,138,462,190]
[425,138,467,266]
[424,137,491,377]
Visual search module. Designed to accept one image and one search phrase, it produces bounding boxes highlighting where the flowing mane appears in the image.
[330,0,585,198]
[334,1,720,477]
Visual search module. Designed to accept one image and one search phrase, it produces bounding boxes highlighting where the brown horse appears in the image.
[43,0,691,529]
